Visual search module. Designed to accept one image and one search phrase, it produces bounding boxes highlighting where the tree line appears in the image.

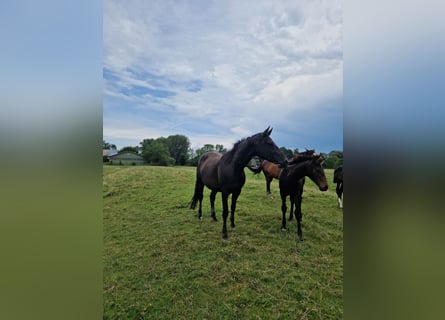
[103,136,342,169]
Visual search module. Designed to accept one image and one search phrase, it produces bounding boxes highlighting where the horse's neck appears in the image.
[288,162,308,180]
[228,142,253,171]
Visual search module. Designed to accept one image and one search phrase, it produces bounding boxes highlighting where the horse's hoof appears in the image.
[281,227,287,232]
[299,238,304,242]
[211,217,218,222]
[222,234,228,240]
[198,216,203,221]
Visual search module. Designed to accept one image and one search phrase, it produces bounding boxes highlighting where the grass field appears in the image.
[103,165,343,319]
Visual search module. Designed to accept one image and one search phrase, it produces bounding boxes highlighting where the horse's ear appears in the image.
[263,126,272,136]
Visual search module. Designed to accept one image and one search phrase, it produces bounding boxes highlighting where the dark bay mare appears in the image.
[190,127,287,239]
[333,166,343,208]
[278,153,328,241]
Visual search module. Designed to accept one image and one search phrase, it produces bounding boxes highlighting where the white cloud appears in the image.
[103,0,342,151]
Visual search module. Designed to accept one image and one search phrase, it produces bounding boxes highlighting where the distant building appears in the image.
[108,152,146,165]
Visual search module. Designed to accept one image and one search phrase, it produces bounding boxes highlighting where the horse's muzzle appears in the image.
[319,185,328,191]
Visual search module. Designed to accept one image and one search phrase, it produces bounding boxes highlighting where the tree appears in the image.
[141,139,174,166]
[279,146,293,159]
[329,150,343,159]
[103,140,116,150]
[166,135,190,165]
[188,144,217,166]
[119,146,139,154]
[322,150,343,169]
[215,144,227,153]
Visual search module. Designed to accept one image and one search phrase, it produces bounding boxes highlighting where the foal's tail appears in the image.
[189,176,204,210]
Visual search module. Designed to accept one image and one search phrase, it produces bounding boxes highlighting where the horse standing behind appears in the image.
[247,149,316,221]
[190,127,287,239]
[278,154,328,241]
[247,149,316,195]
[333,166,343,208]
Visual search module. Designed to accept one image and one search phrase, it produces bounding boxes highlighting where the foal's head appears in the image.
[250,127,287,167]
[305,154,328,191]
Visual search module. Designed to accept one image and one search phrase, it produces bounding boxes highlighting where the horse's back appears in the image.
[262,160,281,179]
[198,152,222,190]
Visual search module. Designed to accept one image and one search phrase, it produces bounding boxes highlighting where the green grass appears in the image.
[103,165,343,319]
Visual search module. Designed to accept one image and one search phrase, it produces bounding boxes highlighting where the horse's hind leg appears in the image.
[266,176,272,197]
[280,194,287,231]
[190,175,205,220]
[289,196,295,223]
[195,180,204,220]
[291,191,302,222]
[291,180,304,221]
[210,190,218,222]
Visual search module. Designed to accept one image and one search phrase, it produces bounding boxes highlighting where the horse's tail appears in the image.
[189,174,204,210]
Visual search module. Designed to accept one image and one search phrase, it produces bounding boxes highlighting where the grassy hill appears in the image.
[103,165,343,319]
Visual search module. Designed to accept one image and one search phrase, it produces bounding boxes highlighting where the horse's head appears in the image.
[251,126,287,168]
[305,154,328,191]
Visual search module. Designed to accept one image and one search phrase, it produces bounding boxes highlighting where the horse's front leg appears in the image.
[210,190,218,221]
[280,194,287,231]
[230,190,240,229]
[296,207,304,242]
[221,192,230,239]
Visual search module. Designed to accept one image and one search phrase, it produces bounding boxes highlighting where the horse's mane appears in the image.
[224,132,260,161]
[231,137,249,152]
[287,149,316,165]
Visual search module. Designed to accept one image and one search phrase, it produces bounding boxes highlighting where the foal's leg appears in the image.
[210,190,218,221]
[336,182,343,208]
[288,201,294,221]
[289,196,296,223]
[280,194,287,231]
[296,205,304,242]
[221,192,230,239]
[291,180,304,221]
[230,190,240,229]
[292,192,303,222]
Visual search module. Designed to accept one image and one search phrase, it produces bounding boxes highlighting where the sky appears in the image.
[103,0,343,153]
